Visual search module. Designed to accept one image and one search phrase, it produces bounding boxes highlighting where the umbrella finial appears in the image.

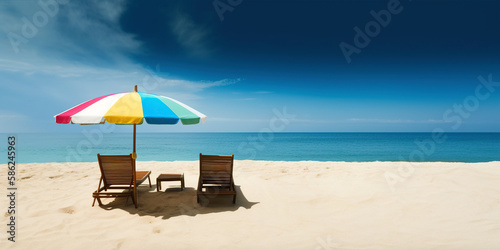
[134,85,138,92]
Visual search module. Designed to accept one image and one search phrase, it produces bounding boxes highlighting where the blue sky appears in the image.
[1,0,500,133]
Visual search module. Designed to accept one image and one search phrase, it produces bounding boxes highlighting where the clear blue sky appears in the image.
[1,0,499,133]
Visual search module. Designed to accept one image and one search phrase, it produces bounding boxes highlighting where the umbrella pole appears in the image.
[132,84,138,159]
[133,123,136,159]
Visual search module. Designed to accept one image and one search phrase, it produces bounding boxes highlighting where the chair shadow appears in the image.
[96,185,259,220]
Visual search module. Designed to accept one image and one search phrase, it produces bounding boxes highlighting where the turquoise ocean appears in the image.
[3,133,500,163]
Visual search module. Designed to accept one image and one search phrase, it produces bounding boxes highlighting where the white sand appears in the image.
[1,161,500,249]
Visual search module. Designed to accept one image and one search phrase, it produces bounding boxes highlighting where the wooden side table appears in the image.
[156,173,185,191]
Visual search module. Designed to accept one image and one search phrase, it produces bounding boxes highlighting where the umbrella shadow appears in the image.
[96,185,259,220]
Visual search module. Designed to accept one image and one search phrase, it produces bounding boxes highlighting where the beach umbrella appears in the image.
[54,85,206,158]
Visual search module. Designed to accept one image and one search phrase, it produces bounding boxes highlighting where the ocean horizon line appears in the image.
[4,131,500,134]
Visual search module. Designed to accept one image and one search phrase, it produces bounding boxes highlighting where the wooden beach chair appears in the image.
[92,154,152,208]
[197,154,236,204]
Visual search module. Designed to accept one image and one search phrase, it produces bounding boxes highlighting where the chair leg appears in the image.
[93,178,103,207]
[181,176,185,190]
[133,188,138,208]
[130,193,137,208]
[233,194,236,204]
[148,176,152,188]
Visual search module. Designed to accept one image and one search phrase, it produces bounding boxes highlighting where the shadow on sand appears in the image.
[96,185,259,219]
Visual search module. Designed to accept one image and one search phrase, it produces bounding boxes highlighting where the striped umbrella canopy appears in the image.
[54,85,206,157]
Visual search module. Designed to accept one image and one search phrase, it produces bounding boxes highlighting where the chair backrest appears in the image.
[199,154,234,184]
[97,154,135,186]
